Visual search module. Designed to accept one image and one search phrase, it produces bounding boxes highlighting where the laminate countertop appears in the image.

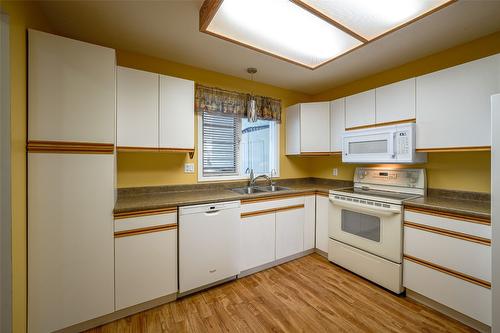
[403,189,491,220]
[114,178,352,215]
[115,179,491,221]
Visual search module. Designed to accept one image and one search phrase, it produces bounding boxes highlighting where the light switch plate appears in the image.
[184,163,195,174]
[332,168,338,177]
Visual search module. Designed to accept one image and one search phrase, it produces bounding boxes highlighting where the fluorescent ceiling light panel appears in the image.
[297,0,454,40]
[204,0,363,69]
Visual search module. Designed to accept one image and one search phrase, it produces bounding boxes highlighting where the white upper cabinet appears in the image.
[285,104,301,155]
[159,75,195,149]
[345,89,376,129]
[28,30,115,143]
[286,102,330,154]
[416,54,500,150]
[330,98,345,152]
[117,66,159,148]
[376,78,416,124]
[116,70,195,150]
[300,102,330,152]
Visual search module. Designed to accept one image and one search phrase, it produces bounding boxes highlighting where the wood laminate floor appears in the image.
[86,253,475,333]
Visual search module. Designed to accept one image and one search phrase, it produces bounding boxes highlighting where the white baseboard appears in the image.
[239,248,315,278]
[55,293,177,333]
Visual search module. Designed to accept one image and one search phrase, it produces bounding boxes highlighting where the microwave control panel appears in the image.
[396,131,410,154]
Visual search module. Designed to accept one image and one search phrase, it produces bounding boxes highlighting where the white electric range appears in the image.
[328,167,426,293]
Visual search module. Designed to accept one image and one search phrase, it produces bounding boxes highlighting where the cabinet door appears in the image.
[28,30,115,143]
[159,75,194,149]
[115,228,177,310]
[315,195,330,253]
[416,54,500,150]
[303,195,316,250]
[276,207,305,260]
[285,104,300,155]
[117,66,159,148]
[28,153,114,332]
[240,213,276,272]
[345,90,376,129]
[330,98,345,152]
[300,102,330,152]
[376,78,415,124]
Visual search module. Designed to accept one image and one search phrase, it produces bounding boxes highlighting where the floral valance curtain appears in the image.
[195,84,281,122]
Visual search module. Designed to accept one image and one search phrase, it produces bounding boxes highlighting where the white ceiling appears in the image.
[37,0,500,95]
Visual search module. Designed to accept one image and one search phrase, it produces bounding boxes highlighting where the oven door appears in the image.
[342,131,396,163]
[329,196,403,263]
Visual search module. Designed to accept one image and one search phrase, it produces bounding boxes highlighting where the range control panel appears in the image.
[354,168,426,189]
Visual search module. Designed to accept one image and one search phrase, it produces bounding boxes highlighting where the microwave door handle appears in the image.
[388,133,395,157]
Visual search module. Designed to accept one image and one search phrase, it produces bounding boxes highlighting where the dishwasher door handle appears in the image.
[204,210,220,216]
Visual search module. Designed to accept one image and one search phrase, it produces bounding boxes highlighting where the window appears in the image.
[198,111,279,181]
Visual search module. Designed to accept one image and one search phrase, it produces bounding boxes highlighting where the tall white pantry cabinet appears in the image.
[27,30,116,333]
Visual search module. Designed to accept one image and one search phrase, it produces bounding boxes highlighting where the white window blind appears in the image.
[202,111,241,176]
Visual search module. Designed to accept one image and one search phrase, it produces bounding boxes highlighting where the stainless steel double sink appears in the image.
[231,185,290,195]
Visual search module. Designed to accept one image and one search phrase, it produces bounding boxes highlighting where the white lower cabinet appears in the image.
[404,259,491,325]
[240,195,313,272]
[276,207,305,260]
[28,153,115,333]
[303,195,316,250]
[403,208,492,325]
[315,194,330,253]
[114,213,177,310]
[240,212,276,272]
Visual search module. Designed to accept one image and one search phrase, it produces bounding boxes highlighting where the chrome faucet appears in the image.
[247,168,276,187]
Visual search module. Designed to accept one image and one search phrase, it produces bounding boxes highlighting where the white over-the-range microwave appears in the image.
[342,123,427,164]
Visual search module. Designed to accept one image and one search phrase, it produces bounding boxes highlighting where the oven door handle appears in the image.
[329,197,401,216]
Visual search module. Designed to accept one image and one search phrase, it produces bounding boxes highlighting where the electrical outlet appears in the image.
[184,163,195,174]
[332,168,338,177]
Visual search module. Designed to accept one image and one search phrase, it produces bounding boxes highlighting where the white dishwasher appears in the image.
[179,201,240,294]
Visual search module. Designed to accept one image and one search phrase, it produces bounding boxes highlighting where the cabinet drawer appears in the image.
[241,195,305,214]
[404,226,491,282]
[114,211,177,232]
[403,258,491,325]
[404,209,491,239]
[115,228,177,310]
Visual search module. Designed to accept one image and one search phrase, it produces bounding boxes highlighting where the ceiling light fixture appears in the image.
[199,0,456,70]
[246,67,257,123]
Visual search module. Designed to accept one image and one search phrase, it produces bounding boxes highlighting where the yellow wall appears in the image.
[0,1,53,332]
[306,31,500,194]
[304,152,491,193]
[116,51,313,187]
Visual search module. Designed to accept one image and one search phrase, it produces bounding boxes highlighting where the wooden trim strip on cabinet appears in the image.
[241,192,316,204]
[404,206,490,225]
[117,146,195,153]
[316,192,329,197]
[416,146,491,153]
[114,207,177,219]
[345,118,416,131]
[241,204,305,219]
[27,141,114,154]
[404,221,491,246]
[114,223,178,238]
[299,152,342,156]
[404,254,491,289]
